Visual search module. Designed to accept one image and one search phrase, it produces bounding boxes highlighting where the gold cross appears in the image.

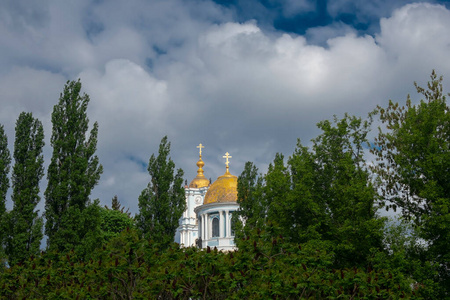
[223,152,232,168]
[197,143,204,156]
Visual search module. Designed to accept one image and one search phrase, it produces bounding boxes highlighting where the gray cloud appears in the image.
[0,1,449,216]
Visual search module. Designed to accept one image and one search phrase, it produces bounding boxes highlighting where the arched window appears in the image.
[212,217,219,237]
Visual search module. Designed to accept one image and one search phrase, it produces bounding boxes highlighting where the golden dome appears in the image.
[203,152,237,204]
[189,158,209,188]
[189,143,210,188]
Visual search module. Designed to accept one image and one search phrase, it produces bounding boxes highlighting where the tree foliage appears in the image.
[136,136,185,248]
[0,227,423,299]
[0,124,11,267]
[372,71,450,296]
[105,195,131,216]
[44,79,103,254]
[233,161,264,241]
[370,217,440,298]
[308,115,384,267]
[235,114,384,268]
[99,206,135,242]
[101,195,134,241]
[4,112,44,264]
[0,124,10,219]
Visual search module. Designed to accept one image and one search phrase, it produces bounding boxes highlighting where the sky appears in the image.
[1,0,450,215]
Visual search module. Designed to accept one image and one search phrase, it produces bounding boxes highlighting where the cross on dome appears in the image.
[223,152,232,170]
[197,143,204,156]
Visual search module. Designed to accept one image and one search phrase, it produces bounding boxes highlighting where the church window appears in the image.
[212,217,219,237]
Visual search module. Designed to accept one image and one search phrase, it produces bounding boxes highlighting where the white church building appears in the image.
[175,144,238,251]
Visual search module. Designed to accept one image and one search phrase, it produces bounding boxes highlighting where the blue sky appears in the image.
[1,0,450,214]
[213,0,448,34]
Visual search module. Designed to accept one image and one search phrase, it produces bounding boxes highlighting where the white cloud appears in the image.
[378,3,450,63]
[305,22,357,46]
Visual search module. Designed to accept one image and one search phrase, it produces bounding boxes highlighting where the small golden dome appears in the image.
[189,143,209,188]
[189,158,209,188]
[203,152,237,204]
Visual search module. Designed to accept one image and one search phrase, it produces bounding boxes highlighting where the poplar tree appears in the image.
[136,136,185,247]
[5,112,44,264]
[44,80,103,253]
[0,125,10,220]
[0,124,11,265]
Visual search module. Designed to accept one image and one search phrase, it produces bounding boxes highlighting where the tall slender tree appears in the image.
[0,124,10,220]
[0,124,11,265]
[5,112,44,264]
[136,136,185,247]
[44,80,103,253]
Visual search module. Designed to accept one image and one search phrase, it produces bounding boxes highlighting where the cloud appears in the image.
[79,59,171,210]
[0,66,66,145]
[378,3,450,64]
[1,1,450,216]
[281,0,315,18]
[157,2,450,186]
[305,22,356,46]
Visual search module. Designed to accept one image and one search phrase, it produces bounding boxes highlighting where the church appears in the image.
[175,144,239,251]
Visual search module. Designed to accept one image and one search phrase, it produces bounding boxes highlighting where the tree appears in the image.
[4,113,44,264]
[233,161,265,241]
[235,114,384,268]
[0,226,421,299]
[306,115,385,267]
[111,195,121,211]
[136,136,185,247]
[44,79,103,253]
[0,124,10,219]
[99,207,135,242]
[100,196,134,242]
[372,71,450,295]
[105,195,131,216]
[369,216,440,297]
[0,124,11,267]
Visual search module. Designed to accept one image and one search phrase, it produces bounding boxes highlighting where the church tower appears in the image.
[176,144,209,247]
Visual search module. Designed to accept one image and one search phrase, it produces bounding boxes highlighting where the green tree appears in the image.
[0,124,10,219]
[306,115,384,267]
[372,71,450,295]
[100,197,135,242]
[0,124,11,267]
[136,136,185,247]
[0,226,422,299]
[4,113,44,264]
[233,161,265,240]
[236,114,384,268]
[105,195,131,216]
[111,195,121,210]
[370,217,440,297]
[44,79,103,254]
